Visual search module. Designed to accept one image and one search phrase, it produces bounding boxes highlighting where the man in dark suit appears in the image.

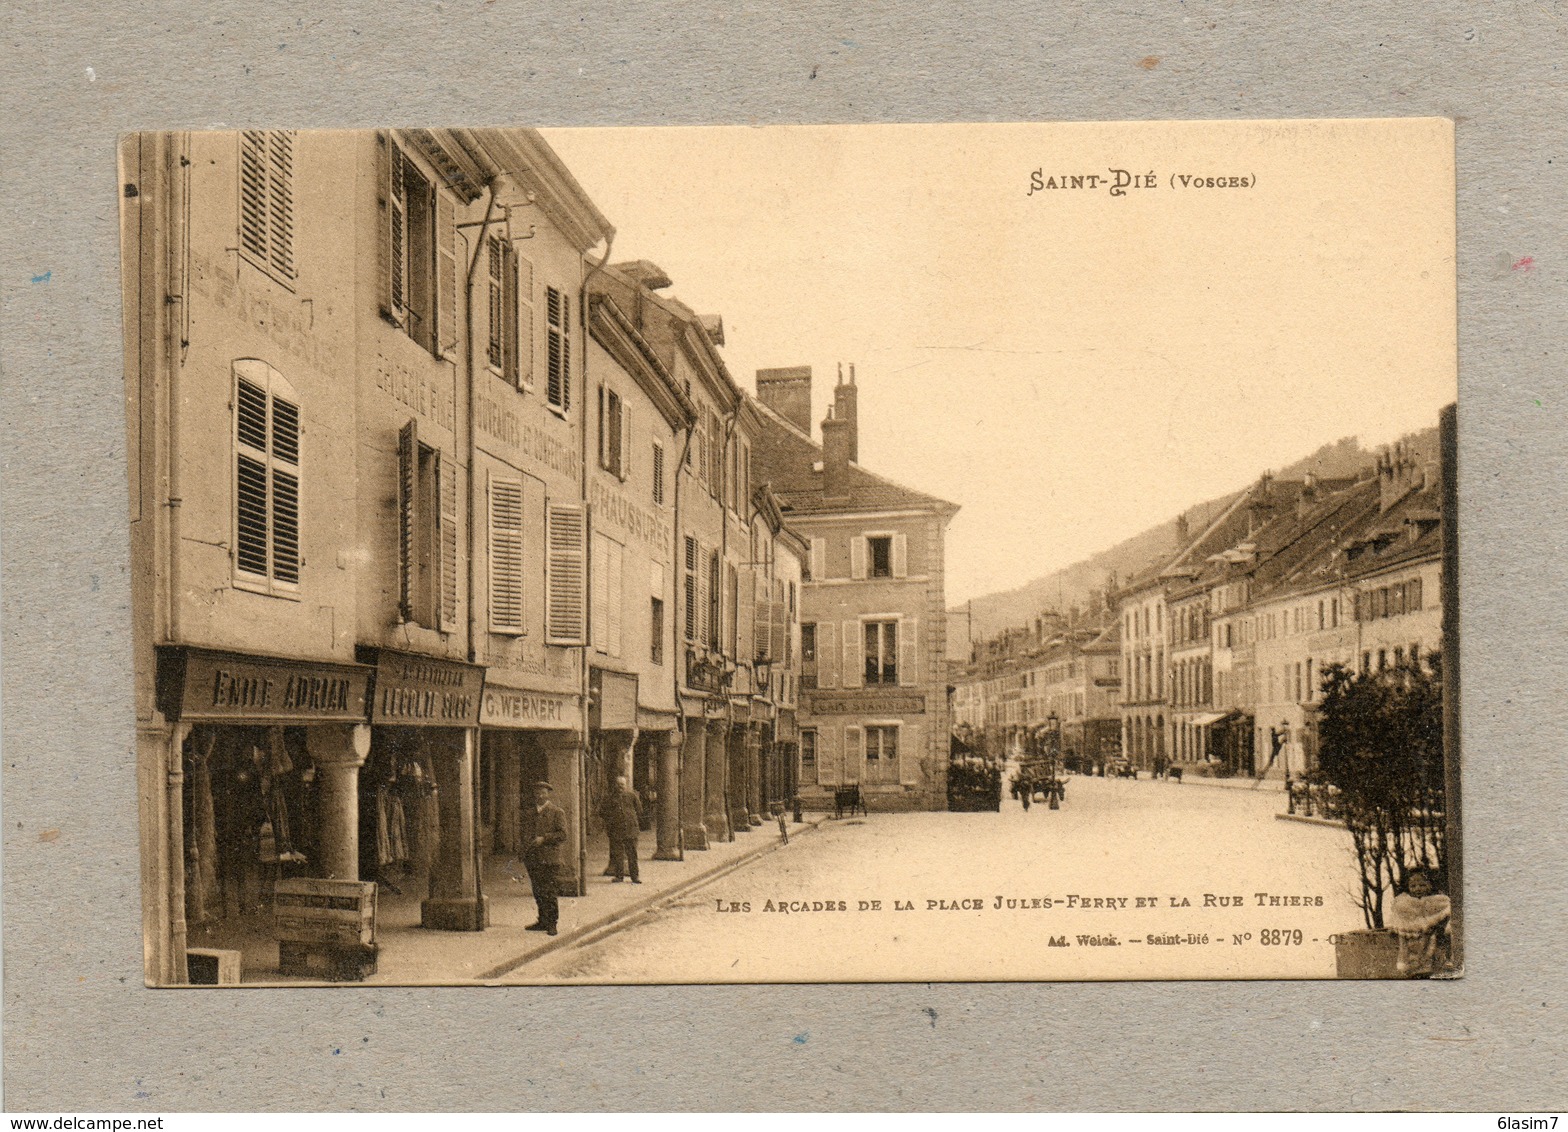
[601,774,643,884]
[524,780,567,936]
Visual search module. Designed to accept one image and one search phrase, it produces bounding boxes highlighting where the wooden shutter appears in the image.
[810,537,825,581]
[842,620,864,688]
[235,376,270,578]
[850,536,867,580]
[652,442,665,505]
[240,131,295,280]
[893,532,908,578]
[899,722,921,785]
[816,622,838,688]
[546,288,571,410]
[239,131,269,266]
[517,256,535,388]
[620,400,633,482]
[751,568,769,661]
[266,131,295,278]
[488,473,525,634]
[591,538,608,652]
[381,136,407,326]
[437,451,459,631]
[434,190,457,358]
[270,394,300,585]
[899,617,919,687]
[397,420,418,622]
[545,501,586,645]
[843,725,863,784]
[683,537,699,642]
[816,730,839,786]
[772,587,786,669]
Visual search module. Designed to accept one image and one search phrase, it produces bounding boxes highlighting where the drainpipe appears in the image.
[718,403,741,838]
[672,421,694,858]
[578,230,616,894]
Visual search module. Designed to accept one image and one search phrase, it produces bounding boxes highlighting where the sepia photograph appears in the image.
[121,118,1459,986]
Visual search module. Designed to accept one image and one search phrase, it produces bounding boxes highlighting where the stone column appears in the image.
[680,720,709,850]
[420,728,488,930]
[727,726,751,834]
[541,732,585,896]
[705,719,732,841]
[306,724,371,882]
[654,729,683,860]
[747,726,765,825]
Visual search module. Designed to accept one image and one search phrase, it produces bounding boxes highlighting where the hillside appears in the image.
[948,428,1437,656]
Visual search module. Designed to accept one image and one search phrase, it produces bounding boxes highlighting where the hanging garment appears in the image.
[388,793,409,864]
[376,786,394,868]
[186,730,221,926]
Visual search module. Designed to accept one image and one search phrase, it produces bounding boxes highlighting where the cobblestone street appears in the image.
[514,775,1362,983]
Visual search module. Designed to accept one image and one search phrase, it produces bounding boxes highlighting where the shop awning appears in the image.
[1189,711,1232,728]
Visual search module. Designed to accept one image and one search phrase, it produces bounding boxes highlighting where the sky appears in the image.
[541,120,1457,607]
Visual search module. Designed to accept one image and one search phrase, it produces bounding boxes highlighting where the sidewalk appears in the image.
[236,813,829,985]
[1146,771,1284,792]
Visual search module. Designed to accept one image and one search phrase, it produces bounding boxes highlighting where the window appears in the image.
[487,473,525,634]
[544,501,587,645]
[865,725,899,784]
[546,286,571,412]
[239,130,295,282]
[869,536,893,578]
[383,137,457,358]
[397,419,457,629]
[598,385,628,479]
[864,620,898,685]
[800,729,818,781]
[726,562,739,655]
[707,550,721,651]
[651,597,665,665]
[652,441,665,505]
[486,235,519,385]
[233,361,300,594]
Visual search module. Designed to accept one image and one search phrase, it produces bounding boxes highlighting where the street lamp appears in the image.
[1045,712,1062,809]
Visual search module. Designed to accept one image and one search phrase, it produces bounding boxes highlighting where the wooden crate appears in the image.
[274,878,376,948]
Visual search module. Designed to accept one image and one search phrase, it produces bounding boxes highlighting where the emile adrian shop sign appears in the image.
[155,645,372,723]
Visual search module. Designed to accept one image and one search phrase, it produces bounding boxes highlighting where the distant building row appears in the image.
[952,437,1444,779]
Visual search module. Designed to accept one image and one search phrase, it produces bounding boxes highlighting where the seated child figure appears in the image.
[1388,869,1451,976]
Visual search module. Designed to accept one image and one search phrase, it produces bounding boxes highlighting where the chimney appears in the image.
[833,363,859,463]
[755,366,813,434]
[1174,511,1190,546]
[1297,471,1319,517]
[1378,445,1419,512]
[821,404,853,499]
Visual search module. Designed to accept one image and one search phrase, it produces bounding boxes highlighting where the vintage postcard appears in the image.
[121,119,1457,985]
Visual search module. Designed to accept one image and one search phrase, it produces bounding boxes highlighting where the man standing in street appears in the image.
[602,774,642,883]
[524,780,567,936]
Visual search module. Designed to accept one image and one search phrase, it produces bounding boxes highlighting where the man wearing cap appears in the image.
[523,780,567,936]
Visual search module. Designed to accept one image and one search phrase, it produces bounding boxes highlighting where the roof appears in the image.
[750,395,958,517]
